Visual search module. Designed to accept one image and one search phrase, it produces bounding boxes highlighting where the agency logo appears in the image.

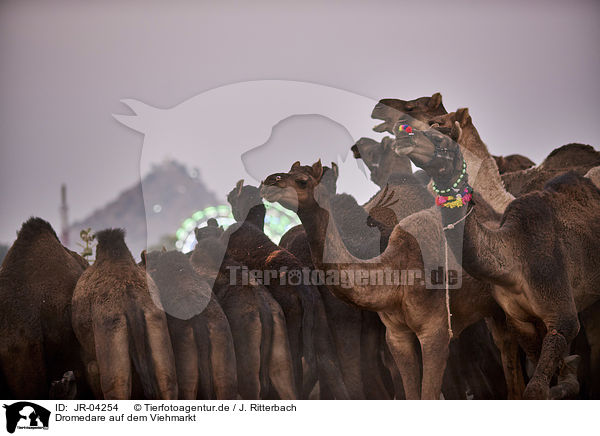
[3,402,50,434]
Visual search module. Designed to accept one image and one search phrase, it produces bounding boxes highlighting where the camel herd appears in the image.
[1,93,599,400]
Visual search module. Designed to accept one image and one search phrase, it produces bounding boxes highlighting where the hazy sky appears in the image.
[1,0,599,245]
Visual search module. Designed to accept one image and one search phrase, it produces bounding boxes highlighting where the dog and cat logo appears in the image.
[3,402,50,433]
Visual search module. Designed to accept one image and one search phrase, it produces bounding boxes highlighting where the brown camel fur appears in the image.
[352,127,513,400]
[72,229,177,400]
[262,161,520,399]
[370,92,447,134]
[142,250,237,399]
[277,167,393,399]
[0,218,88,399]
[351,137,412,187]
[226,181,350,399]
[421,111,600,399]
[191,226,297,400]
[493,154,535,174]
[392,117,600,399]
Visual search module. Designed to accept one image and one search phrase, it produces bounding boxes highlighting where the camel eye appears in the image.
[275,175,282,182]
[296,179,307,188]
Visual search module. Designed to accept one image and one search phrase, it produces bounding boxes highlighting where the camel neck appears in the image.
[460,124,515,215]
[296,200,400,311]
[244,204,266,231]
[296,204,330,266]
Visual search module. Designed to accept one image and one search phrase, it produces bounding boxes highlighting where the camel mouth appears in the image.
[372,121,389,133]
[392,138,414,156]
[260,185,283,202]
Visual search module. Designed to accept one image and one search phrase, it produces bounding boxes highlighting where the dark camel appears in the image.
[262,161,520,399]
[142,249,238,399]
[0,218,88,399]
[493,154,535,174]
[191,225,297,399]
[226,181,349,399]
[500,144,600,196]
[277,166,392,399]
[392,116,600,399]
[72,229,177,399]
[354,103,513,400]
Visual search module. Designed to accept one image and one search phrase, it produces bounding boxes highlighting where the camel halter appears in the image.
[435,157,474,341]
[442,205,474,340]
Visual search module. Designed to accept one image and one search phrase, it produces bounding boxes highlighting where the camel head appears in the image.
[351,136,412,187]
[143,250,211,320]
[425,107,472,131]
[261,160,338,211]
[392,120,466,191]
[192,219,227,272]
[227,180,263,222]
[370,93,446,133]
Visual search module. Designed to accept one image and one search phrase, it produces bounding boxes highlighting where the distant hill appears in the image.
[69,160,219,258]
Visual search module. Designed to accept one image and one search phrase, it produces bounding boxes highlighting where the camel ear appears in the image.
[428,92,443,109]
[311,159,324,181]
[382,136,393,148]
[455,108,471,128]
[350,144,361,159]
[207,218,218,228]
[330,162,339,180]
[235,179,244,196]
[450,121,462,142]
[140,250,147,267]
[291,161,301,170]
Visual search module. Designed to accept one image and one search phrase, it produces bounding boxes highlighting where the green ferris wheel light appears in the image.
[175,202,301,252]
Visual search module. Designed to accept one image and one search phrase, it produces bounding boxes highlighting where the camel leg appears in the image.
[202,297,238,400]
[268,284,304,397]
[523,312,580,400]
[167,318,198,400]
[320,287,364,399]
[312,293,350,399]
[193,320,213,399]
[487,315,526,399]
[580,303,600,398]
[361,311,391,399]
[141,310,178,399]
[507,317,542,365]
[221,296,262,399]
[419,331,450,400]
[263,293,298,400]
[382,340,405,399]
[92,312,132,400]
[385,327,421,400]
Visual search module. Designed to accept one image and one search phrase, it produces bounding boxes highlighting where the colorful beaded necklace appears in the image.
[432,159,473,208]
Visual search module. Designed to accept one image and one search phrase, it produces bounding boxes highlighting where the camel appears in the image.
[493,154,535,174]
[191,225,297,400]
[226,181,351,399]
[0,217,88,399]
[351,137,412,187]
[353,114,513,400]
[142,250,237,399]
[276,166,393,399]
[370,93,447,134]
[261,160,521,399]
[72,229,177,400]
[499,144,600,196]
[392,115,600,399]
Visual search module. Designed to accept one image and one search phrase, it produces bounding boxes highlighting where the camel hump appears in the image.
[95,228,133,261]
[544,171,591,192]
[543,143,600,169]
[17,217,59,242]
